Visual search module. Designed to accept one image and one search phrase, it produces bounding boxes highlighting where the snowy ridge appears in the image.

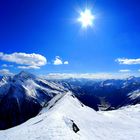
[0,92,140,140]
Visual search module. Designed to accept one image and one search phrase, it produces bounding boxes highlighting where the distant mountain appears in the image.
[0,71,67,130]
[52,77,140,110]
[0,92,140,140]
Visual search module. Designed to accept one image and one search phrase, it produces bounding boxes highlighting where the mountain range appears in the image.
[0,71,140,139]
[53,77,140,110]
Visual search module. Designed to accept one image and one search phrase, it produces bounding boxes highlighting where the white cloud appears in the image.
[53,56,69,65]
[0,69,14,76]
[64,61,69,65]
[0,52,47,69]
[116,58,140,65]
[41,73,133,80]
[138,69,140,72]
[119,69,131,73]
[53,56,63,65]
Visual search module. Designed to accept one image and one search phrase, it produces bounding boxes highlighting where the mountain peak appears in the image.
[14,71,36,80]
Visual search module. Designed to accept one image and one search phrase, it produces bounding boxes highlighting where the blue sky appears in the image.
[0,0,140,77]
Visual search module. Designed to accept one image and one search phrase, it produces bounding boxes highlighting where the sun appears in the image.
[78,9,95,28]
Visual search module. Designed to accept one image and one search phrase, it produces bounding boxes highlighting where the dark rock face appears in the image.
[0,87,41,129]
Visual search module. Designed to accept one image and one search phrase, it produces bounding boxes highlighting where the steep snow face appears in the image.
[128,89,140,100]
[11,71,66,102]
[0,92,140,140]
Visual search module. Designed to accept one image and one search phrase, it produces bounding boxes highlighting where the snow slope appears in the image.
[128,89,140,100]
[0,92,140,140]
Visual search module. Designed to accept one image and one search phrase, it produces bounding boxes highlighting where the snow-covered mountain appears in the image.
[0,92,140,140]
[53,77,140,110]
[0,71,67,129]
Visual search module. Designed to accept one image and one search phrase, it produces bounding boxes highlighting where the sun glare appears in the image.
[78,9,95,28]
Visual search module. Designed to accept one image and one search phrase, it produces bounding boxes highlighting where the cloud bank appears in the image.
[119,69,131,72]
[42,73,134,80]
[0,52,47,69]
[116,58,140,65]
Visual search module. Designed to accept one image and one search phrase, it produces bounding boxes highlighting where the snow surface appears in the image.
[0,76,11,97]
[0,92,140,140]
[128,89,140,100]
